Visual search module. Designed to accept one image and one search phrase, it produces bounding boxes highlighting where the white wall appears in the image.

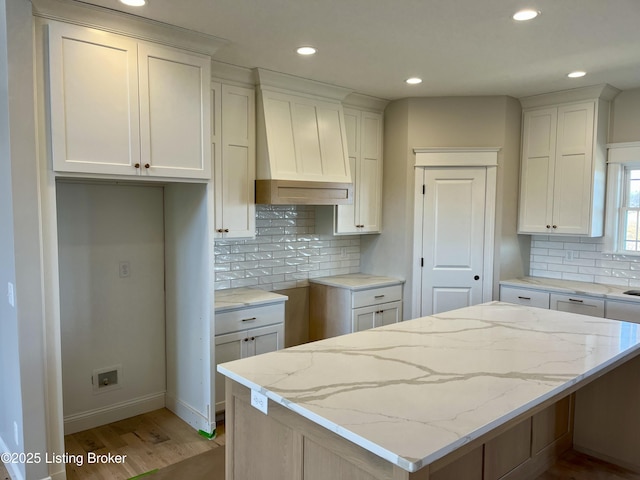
[57,183,166,433]
[0,1,49,479]
[361,96,528,318]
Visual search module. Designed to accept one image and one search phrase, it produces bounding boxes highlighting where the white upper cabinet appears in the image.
[335,108,383,234]
[518,85,619,236]
[47,22,211,179]
[213,83,256,239]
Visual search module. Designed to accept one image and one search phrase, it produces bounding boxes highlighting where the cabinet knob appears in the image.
[224,228,229,233]
[250,337,255,341]
[552,225,557,229]
[474,275,480,281]
[546,225,551,229]
[243,338,249,342]
[134,163,140,169]
[217,228,224,233]
[144,163,150,169]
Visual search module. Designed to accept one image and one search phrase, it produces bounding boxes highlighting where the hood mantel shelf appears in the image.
[255,68,354,205]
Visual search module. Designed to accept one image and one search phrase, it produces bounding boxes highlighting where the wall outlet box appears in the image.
[92,365,123,394]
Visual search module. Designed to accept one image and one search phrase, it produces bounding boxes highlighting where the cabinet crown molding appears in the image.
[256,68,352,101]
[519,84,620,109]
[33,0,227,56]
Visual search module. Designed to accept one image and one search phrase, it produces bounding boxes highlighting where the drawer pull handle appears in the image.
[518,296,531,300]
[569,298,584,303]
[374,295,385,299]
[242,317,257,322]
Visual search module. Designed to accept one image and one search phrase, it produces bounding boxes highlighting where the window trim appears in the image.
[604,142,640,255]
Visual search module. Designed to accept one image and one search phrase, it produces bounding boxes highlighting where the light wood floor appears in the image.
[535,450,640,480]
[63,408,224,480]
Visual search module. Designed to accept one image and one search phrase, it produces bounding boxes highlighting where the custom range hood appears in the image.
[255,69,354,205]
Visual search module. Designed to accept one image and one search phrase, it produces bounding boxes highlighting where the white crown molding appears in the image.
[343,92,389,112]
[519,84,621,109]
[32,0,228,56]
[413,147,500,167]
[256,68,353,101]
[211,61,256,87]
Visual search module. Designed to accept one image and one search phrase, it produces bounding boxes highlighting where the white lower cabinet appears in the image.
[214,303,284,413]
[605,299,640,323]
[550,293,604,317]
[499,286,550,309]
[352,301,402,332]
[310,281,403,340]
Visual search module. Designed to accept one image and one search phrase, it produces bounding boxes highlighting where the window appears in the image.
[620,168,640,252]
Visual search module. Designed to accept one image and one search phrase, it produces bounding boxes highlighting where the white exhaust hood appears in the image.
[255,69,354,205]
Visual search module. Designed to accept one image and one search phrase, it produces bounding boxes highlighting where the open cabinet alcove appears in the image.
[40,176,216,479]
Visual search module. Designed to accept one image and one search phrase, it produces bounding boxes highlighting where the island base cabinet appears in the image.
[225,380,574,480]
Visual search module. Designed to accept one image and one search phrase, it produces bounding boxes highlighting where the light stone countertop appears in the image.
[309,273,404,290]
[500,276,640,304]
[218,302,640,472]
[214,287,288,313]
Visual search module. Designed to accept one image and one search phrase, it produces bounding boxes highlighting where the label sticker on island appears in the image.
[251,389,268,415]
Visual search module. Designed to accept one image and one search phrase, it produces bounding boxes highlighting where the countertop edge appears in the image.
[215,296,288,313]
[499,277,640,304]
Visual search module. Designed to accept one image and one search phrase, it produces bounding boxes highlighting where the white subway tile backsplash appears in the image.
[529,235,635,287]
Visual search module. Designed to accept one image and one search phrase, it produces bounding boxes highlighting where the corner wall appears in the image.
[361,96,527,318]
[0,1,49,479]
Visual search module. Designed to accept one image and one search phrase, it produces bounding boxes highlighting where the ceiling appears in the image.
[76,0,640,100]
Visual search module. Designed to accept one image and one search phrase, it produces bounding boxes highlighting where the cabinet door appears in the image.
[550,293,604,317]
[247,324,284,357]
[47,22,140,175]
[376,301,402,327]
[352,305,377,332]
[552,102,595,235]
[358,111,383,233]
[518,108,557,233]
[214,331,248,412]
[215,85,255,238]
[138,43,211,179]
[335,109,359,233]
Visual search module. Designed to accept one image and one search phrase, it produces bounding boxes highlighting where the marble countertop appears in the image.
[500,277,640,304]
[309,273,404,290]
[218,302,640,472]
[214,287,288,312]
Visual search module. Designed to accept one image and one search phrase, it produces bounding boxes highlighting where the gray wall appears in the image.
[0,1,48,479]
[361,96,528,318]
[610,87,640,143]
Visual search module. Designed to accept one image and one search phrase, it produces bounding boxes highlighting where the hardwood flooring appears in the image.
[63,408,224,480]
[3,416,639,480]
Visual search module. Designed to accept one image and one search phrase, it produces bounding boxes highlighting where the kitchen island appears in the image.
[217,302,640,480]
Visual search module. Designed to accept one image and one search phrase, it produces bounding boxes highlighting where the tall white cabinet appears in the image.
[335,108,384,234]
[47,22,211,179]
[212,83,256,239]
[517,85,619,236]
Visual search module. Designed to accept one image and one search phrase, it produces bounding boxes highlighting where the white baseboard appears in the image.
[165,393,213,435]
[0,434,25,480]
[63,392,166,434]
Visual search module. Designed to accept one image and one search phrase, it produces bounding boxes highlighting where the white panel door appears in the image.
[336,109,359,233]
[359,112,383,232]
[352,305,377,332]
[248,324,284,356]
[138,43,211,179]
[47,22,140,175]
[420,168,487,315]
[376,301,402,327]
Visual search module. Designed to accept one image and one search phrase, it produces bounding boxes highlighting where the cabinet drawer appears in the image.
[352,285,402,309]
[605,300,640,323]
[500,286,550,309]
[550,293,604,317]
[215,302,285,335]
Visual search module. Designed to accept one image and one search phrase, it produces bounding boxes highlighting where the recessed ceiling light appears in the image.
[513,9,539,21]
[406,77,422,85]
[119,0,146,6]
[567,71,586,78]
[296,46,317,56]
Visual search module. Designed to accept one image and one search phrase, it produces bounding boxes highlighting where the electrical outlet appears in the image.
[119,261,130,278]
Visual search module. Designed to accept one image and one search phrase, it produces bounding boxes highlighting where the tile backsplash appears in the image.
[214,205,360,291]
[529,235,640,287]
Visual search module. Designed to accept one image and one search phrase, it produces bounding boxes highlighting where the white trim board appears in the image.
[413,147,500,167]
